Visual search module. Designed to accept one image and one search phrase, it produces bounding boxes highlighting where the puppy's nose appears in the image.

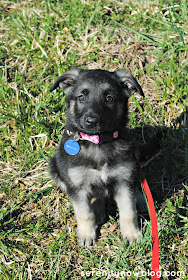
[85,116,99,127]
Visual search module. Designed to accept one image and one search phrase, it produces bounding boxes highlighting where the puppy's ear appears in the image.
[115,70,144,97]
[50,68,80,94]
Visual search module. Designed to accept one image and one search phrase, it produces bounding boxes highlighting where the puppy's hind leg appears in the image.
[114,184,140,243]
[50,155,67,192]
[90,197,105,225]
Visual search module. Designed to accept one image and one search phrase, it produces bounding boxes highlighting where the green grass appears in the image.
[0,0,187,279]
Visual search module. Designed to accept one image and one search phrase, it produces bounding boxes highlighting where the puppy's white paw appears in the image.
[78,236,96,247]
[77,226,96,247]
[121,226,141,244]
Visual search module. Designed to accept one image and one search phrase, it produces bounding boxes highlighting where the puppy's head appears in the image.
[50,68,144,134]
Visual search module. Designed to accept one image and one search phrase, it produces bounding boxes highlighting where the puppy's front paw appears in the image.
[77,227,96,247]
[121,226,141,244]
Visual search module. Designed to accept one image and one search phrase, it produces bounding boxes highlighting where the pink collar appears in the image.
[67,130,119,144]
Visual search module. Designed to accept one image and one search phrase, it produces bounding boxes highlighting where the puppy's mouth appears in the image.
[79,123,102,135]
[79,120,118,136]
[77,112,122,136]
[78,115,102,135]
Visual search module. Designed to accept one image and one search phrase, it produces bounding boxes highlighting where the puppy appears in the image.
[50,68,144,246]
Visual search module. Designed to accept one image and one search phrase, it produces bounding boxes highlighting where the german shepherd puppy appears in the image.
[50,68,144,246]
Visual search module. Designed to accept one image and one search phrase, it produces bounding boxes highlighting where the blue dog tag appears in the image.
[64,139,80,155]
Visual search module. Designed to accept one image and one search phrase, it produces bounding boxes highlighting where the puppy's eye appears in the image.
[105,95,114,103]
[82,89,89,95]
[78,95,86,102]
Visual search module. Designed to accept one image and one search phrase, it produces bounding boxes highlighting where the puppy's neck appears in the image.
[66,129,119,145]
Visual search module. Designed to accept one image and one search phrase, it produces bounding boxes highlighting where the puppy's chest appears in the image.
[68,160,133,190]
[67,141,133,190]
[68,163,109,188]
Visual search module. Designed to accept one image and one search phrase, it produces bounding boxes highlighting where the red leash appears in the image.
[137,162,160,279]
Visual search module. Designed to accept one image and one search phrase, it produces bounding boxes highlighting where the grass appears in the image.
[0,0,187,279]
